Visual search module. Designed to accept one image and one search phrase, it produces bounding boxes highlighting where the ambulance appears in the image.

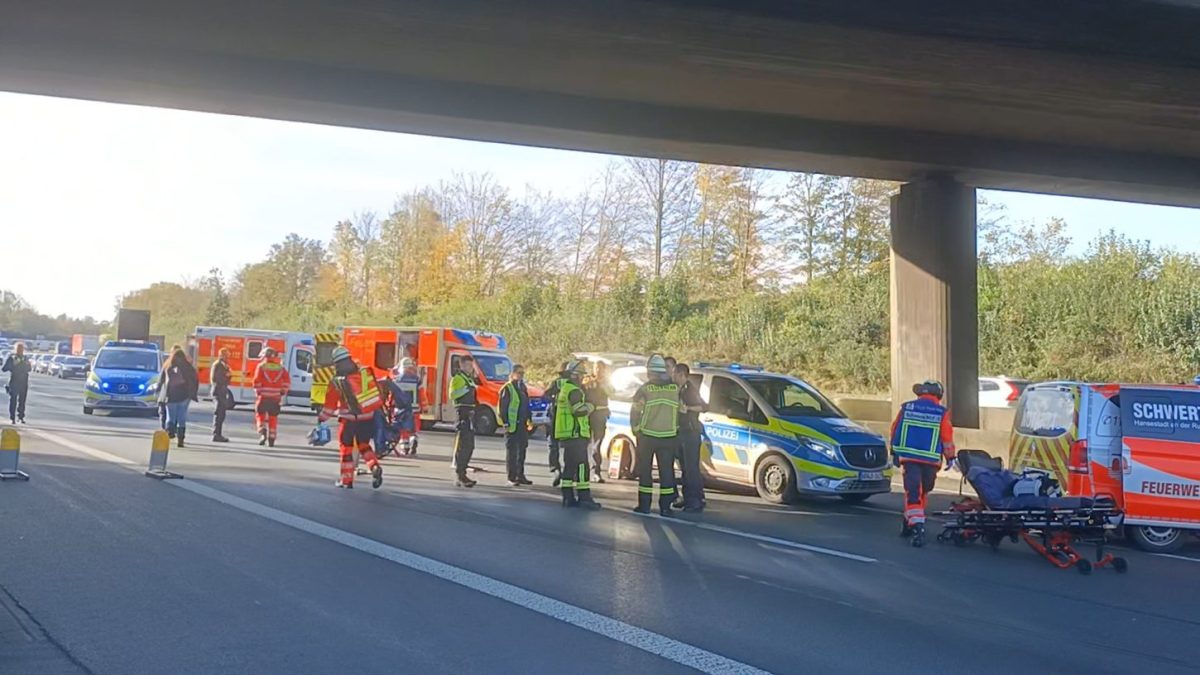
[340,326,548,435]
[1010,382,1200,552]
[188,327,316,409]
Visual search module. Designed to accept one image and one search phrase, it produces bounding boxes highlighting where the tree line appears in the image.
[100,161,1200,390]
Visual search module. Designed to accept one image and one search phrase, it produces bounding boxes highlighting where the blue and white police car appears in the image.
[83,341,163,416]
[602,363,893,504]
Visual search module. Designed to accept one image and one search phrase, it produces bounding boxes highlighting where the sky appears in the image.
[3,92,1200,319]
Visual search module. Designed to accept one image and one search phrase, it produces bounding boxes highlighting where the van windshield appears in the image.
[94,349,160,372]
[1015,389,1075,437]
[472,353,512,382]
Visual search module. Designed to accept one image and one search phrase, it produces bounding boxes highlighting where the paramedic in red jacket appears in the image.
[890,380,957,547]
[252,348,291,447]
[319,347,384,489]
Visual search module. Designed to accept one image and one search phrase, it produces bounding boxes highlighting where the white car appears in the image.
[978,376,1031,408]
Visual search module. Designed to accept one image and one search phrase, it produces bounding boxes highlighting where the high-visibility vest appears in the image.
[253,360,289,399]
[636,383,680,438]
[891,398,947,462]
[450,372,476,407]
[501,380,526,433]
[554,381,592,441]
[353,368,381,411]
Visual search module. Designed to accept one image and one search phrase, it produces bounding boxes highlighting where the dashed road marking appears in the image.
[631,511,876,563]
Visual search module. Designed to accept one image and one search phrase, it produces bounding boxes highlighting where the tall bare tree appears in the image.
[623,157,696,278]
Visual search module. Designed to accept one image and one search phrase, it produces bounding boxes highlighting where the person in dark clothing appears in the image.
[162,347,199,447]
[210,347,233,442]
[449,356,479,488]
[544,361,570,487]
[158,344,181,431]
[498,364,533,486]
[584,362,613,484]
[674,363,709,512]
[3,342,32,424]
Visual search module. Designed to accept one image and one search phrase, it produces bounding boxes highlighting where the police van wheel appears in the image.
[755,455,799,505]
[82,406,94,415]
[1128,525,1185,553]
[474,406,498,436]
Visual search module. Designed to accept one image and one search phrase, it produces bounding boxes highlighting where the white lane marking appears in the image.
[1153,553,1200,563]
[753,508,849,517]
[631,512,876,563]
[35,432,775,675]
[29,429,137,466]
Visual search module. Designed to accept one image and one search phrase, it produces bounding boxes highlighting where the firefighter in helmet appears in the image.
[890,379,957,547]
[318,347,384,489]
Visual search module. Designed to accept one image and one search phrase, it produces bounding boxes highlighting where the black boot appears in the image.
[633,490,652,514]
[371,463,384,489]
[577,492,601,510]
[267,435,275,448]
[176,430,186,448]
[213,434,229,443]
[455,473,477,488]
[899,520,914,538]
[258,431,267,446]
[911,523,926,548]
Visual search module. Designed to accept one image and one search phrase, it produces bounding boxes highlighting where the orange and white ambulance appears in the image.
[188,327,316,409]
[1010,382,1200,552]
[339,326,548,435]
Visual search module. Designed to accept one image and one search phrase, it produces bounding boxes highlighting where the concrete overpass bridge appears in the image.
[5,0,1200,424]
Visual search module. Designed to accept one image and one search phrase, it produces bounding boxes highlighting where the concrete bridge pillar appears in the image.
[889,177,979,429]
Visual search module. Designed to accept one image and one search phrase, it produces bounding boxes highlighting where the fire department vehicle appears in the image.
[188,327,315,409]
[339,326,548,435]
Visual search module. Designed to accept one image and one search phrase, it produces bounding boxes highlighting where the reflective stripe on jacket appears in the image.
[890,397,949,463]
[554,381,593,441]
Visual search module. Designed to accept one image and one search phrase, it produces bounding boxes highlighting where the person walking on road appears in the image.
[674,362,708,512]
[555,360,601,509]
[2,342,32,424]
[162,347,199,448]
[252,347,291,447]
[584,362,613,484]
[631,354,680,517]
[450,356,479,488]
[890,380,957,548]
[318,347,384,489]
[157,344,181,431]
[210,347,233,443]
[544,361,571,487]
[499,364,533,486]
[393,357,420,456]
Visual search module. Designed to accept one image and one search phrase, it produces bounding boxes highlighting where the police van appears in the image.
[601,363,893,504]
[83,341,163,416]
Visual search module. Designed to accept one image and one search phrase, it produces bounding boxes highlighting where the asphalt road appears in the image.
[2,375,1198,674]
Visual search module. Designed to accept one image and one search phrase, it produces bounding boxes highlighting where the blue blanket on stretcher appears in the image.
[967,467,1092,510]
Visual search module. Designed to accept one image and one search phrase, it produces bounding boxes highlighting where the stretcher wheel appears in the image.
[936,531,949,544]
[1076,559,1093,575]
[1112,557,1128,574]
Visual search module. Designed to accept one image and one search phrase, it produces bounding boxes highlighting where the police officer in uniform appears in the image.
[554,360,600,509]
[890,380,957,547]
[631,354,680,517]
[499,363,533,486]
[585,361,613,484]
[3,343,32,424]
[450,356,479,488]
[674,363,708,512]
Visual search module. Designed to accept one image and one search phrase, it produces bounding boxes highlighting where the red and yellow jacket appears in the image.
[253,358,291,401]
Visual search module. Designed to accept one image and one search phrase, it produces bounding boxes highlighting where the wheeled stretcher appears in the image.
[935,450,1128,574]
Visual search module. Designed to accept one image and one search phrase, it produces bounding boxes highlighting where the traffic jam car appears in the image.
[57,355,91,379]
[83,341,163,415]
[601,362,893,504]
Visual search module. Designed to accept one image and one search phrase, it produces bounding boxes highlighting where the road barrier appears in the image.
[0,428,29,481]
[145,430,183,480]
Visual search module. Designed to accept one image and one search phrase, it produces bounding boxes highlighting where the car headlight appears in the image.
[143,381,158,394]
[86,374,102,391]
[799,436,841,463]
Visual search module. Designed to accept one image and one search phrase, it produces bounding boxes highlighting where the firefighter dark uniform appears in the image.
[499,374,532,485]
[890,380,956,547]
[319,348,384,489]
[631,355,680,516]
[450,365,478,487]
[555,362,600,509]
[252,350,291,447]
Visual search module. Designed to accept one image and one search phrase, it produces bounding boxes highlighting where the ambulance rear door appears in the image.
[285,335,314,408]
[1080,384,1124,502]
[1118,386,1200,531]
